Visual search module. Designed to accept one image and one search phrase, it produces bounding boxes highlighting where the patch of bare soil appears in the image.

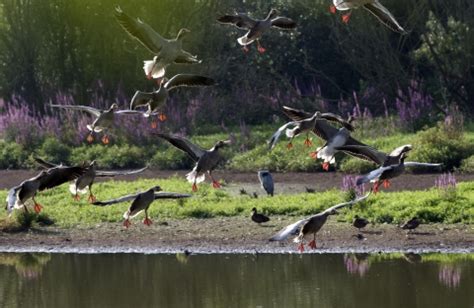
[1,217,473,253]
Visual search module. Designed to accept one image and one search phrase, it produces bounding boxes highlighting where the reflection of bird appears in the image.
[114,6,200,82]
[49,103,142,144]
[270,192,371,252]
[330,0,406,34]
[6,166,87,214]
[92,186,191,228]
[33,157,148,203]
[251,207,270,224]
[155,133,230,192]
[130,74,215,126]
[403,253,422,263]
[401,217,420,233]
[217,9,296,53]
[356,151,441,193]
[257,170,274,196]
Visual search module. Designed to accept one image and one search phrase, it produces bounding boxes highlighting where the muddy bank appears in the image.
[1,217,473,254]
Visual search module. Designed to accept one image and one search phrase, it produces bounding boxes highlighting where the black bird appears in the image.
[353,215,369,232]
[401,217,420,233]
[251,207,270,224]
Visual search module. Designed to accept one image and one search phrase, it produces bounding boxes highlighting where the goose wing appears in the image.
[37,166,87,191]
[155,133,206,162]
[363,2,406,34]
[335,145,387,165]
[320,112,355,131]
[96,166,148,177]
[153,192,192,199]
[217,13,257,30]
[33,156,59,169]
[114,6,166,54]
[282,106,313,121]
[403,162,442,168]
[49,104,101,117]
[92,193,140,206]
[271,17,297,29]
[165,74,215,91]
[129,90,155,110]
[268,121,297,150]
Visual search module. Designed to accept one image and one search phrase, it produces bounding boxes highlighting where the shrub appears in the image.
[0,141,28,168]
[459,155,474,173]
[70,144,148,168]
[339,158,376,174]
[37,137,71,164]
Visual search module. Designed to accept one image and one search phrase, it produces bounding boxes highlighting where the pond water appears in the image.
[0,253,472,308]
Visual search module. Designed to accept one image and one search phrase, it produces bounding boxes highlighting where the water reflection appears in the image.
[0,253,472,308]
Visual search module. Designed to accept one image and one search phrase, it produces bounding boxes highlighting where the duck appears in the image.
[269,106,354,150]
[251,207,270,224]
[257,170,274,196]
[217,8,296,53]
[155,133,231,192]
[33,157,148,203]
[353,215,369,239]
[356,151,441,192]
[5,165,87,214]
[92,186,191,228]
[270,191,371,252]
[401,217,420,233]
[114,6,201,83]
[130,74,215,127]
[330,0,406,34]
[49,103,143,144]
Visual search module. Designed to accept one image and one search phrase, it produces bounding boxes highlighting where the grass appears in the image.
[1,178,473,229]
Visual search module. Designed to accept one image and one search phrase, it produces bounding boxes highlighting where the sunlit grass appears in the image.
[0,178,472,229]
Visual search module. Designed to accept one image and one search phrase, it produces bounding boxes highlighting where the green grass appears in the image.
[1,178,473,229]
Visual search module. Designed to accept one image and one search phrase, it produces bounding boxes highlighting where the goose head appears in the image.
[176,28,191,40]
[214,139,231,150]
[251,207,257,213]
[109,103,119,111]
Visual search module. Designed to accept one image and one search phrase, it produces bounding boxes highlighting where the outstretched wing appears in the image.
[165,74,215,91]
[320,112,355,131]
[92,193,140,206]
[114,6,166,54]
[363,2,407,34]
[335,145,387,165]
[155,133,206,162]
[33,156,59,169]
[96,166,148,177]
[49,104,101,117]
[403,162,442,168]
[153,192,192,200]
[217,13,257,30]
[271,17,297,29]
[38,166,87,191]
[268,121,297,150]
[282,106,313,121]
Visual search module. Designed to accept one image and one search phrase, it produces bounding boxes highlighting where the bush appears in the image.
[411,125,474,170]
[70,144,148,168]
[0,141,28,168]
[339,157,376,174]
[460,155,474,173]
[37,137,71,164]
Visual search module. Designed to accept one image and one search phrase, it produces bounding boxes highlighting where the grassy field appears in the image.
[1,178,473,229]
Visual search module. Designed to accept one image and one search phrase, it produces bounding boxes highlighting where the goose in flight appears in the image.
[330,0,406,34]
[257,170,274,196]
[6,165,87,214]
[49,103,143,144]
[270,192,371,252]
[155,133,231,192]
[130,74,215,127]
[33,157,148,203]
[217,8,296,53]
[114,6,201,83]
[93,186,191,228]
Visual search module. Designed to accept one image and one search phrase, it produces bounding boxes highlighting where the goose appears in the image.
[33,157,148,203]
[114,6,201,83]
[270,191,371,252]
[49,103,143,144]
[269,106,354,150]
[93,186,191,228]
[251,207,270,224]
[5,165,87,214]
[217,8,296,53]
[336,144,412,167]
[330,0,406,34]
[356,152,441,192]
[130,74,215,127]
[257,170,274,196]
[155,133,231,192]
[401,217,420,233]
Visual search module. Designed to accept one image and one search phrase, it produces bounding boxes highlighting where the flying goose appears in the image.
[130,74,215,126]
[217,8,296,53]
[33,157,148,203]
[114,6,201,83]
[49,103,143,144]
[336,144,412,167]
[155,133,231,192]
[93,186,191,228]
[356,152,442,192]
[251,207,270,224]
[5,165,87,214]
[330,0,406,34]
[257,170,274,196]
[269,106,354,150]
[270,191,371,252]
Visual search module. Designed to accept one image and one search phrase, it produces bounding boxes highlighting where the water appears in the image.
[0,253,472,308]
